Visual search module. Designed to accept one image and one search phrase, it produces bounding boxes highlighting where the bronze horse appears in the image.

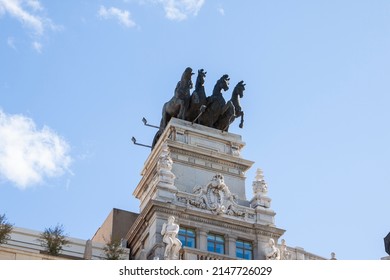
[185,69,207,123]
[214,80,246,131]
[160,67,194,130]
[198,74,230,128]
[152,67,194,149]
[231,80,245,129]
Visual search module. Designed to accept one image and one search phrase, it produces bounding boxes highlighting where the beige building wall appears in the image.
[92,208,138,244]
[0,227,129,260]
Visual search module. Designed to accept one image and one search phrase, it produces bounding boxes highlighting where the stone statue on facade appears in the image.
[161,216,182,260]
[265,238,280,260]
[280,239,290,260]
[250,168,271,209]
[156,143,175,188]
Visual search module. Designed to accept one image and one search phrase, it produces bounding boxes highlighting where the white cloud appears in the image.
[25,0,42,11]
[0,0,44,35]
[159,0,205,21]
[0,0,61,52]
[98,5,136,28]
[218,7,224,16]
[7,36,16,49]
[31,40,42,52]
[0,110,72,189]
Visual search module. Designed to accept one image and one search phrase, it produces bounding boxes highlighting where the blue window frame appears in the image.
[178,227,196,248]
[207,233,225,254]
[236,240,253,259]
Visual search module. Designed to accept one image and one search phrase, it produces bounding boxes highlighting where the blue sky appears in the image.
[1,0,389,260]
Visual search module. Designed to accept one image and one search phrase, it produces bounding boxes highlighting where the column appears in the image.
[197,229,208,251]
[226,235,236,258]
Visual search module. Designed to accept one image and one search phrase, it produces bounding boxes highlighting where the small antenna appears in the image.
[192,105,207,125]
[131,136,152,148]
[142,117,160,129]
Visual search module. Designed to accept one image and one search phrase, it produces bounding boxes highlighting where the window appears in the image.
[207,233,225,254]
[178,227,196,248]
[236,240,253,260]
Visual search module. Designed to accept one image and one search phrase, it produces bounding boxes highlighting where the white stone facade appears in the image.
[128,118,287,260]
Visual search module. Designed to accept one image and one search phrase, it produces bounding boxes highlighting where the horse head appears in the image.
[221,74,230,91]
[196,69,207,87]
[234,80,246,98]
[180,67,194,89]
[213,74,230,95]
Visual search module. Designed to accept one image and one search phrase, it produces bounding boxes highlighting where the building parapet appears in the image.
[0,227,129,260]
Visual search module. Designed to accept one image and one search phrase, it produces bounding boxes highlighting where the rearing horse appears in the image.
[230,80,245,129]
[160,67,194,130]
[215,80,246,131]
[198,74,230,128]
[152,67,193,149]
[185,69,207,123]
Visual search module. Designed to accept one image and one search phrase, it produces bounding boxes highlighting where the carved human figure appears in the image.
[265,238,280,260]
[280,239,290,260]
[161,216,182,260]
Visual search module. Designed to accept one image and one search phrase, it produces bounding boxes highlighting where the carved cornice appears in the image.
[126,199,284,241]
[168,118,245,144]
[253,224,286,238]
[170,150,246,175]
[169,142,253,172]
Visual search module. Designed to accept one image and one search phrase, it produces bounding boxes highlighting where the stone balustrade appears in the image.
[181,247,237,260]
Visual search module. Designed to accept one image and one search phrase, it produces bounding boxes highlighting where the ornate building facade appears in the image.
[1,118,328,260]
[122,118,325,260]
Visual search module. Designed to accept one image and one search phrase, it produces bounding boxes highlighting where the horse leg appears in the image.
[239,111,244,128]
[179,97,191,120]
[161,103,168,129]
[162,102,175,129]
[176,99,184,120]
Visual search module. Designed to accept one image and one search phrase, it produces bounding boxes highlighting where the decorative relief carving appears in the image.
[151,203,255,234]
[177,196,188,204]
[230,142,241,157]
[248,213,255,219]
[178,174,248,218]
